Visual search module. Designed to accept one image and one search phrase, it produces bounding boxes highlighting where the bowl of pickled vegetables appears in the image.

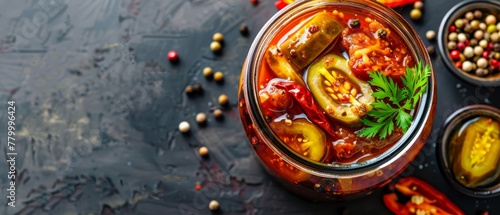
[437,105,500,198]
[238,0,436,199]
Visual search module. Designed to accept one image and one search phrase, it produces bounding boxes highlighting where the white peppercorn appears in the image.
[474,10,482,19]
[448,41,457,50]
[474,46,484,56]
[455,19,464,28]
[470,20,480,30]
[463,46,474,58]
[179,121,190,133]
[448,32,458,41]
[479,39,488,48]
[491,33,499,42]
[203,67,213,77]
[208,200,219,211]
[196,112,207,124]
[426,30,436,40]
[475,68,489,76]
[477,58,488,68]
[474,30,484,40]
[199,146,209,156]
[485,15,497,25]
[479,22,487,31]
[457,33,467,42]
[210,41,222,52]
[462,61,473,72]
[213,32,224,42]
[465,12,474,20]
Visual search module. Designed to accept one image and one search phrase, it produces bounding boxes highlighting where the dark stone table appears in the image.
[0,0,498,214]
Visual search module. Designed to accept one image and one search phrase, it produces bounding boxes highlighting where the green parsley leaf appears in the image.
[359,62,431,139]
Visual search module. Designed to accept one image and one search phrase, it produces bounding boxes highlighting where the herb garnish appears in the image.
[358,62,431,139]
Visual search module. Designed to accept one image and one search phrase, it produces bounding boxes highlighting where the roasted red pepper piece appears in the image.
[383,177,465,215]
[271,80,337,138]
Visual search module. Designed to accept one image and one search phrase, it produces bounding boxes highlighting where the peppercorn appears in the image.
[213,108,223,118]
[214,71,224,82]
[477,58,488,68]
[425,30,436,40]
[213,32,224,42]
[413,1,423,10]
[348,18,360,28]
[494,43,500,52]
[474,30,484,40]
[479,39,488,48]
[192,83,203,93]
[240,24,249,36]
[167,50,179,62]
[455,19,464,28]
[474,10,482,19]
[485,14,497,25]
[457,42,466,51]
[196,112,207,124]
[491,33,499,42]
[464,46,474,58]
[474,46,484,56]
[449,32,458,41]
[426,45,435,54]
[475,68,489,76]
[179,121,190,133]
[479,22,487,31]
[208,200,219,211]
[465,12,474,20]
[462,61,473,72]
[199,146,209,156]
[218,94,229,106]
[495,52,500,59]
[450,50,461,60]
[210,41,222,52]
[185,85,194,95]
[203,67,213,78]
[471,20,480,30]
[448,41,457,50]
[470,39,478,46]
[377,29,387,39]
[457,33,467,42]
[410,9,422,21]
[487,25,497,34]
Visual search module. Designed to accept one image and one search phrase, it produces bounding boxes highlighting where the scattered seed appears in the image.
[426,45,435,55]
[474,10,483,19]
[198,146,209,156]
[192,83,203,93]
[213,109,223,118]
[208,200,219,211]
[240,24,249,36]
[213,32,224,42]
[167,50,178,61]
[214,71,224,82]
[210,41,222,52]
[179,121,190,133]
[425,30,435,40]
[185,85,194,95]
[196,112,207,124]
[410,9,422,21]
[413,1,423,10]
[203,67,213,78]
[218,94,229,106]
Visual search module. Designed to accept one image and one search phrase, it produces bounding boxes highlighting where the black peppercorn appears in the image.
[240,24,249,36]
[377,29,388,39]
[348,18,360,28]
[192,83,202,93]
[427,45,435,55]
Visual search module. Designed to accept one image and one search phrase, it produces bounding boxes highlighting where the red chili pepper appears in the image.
[383,177,465,215]
[376,0,419,8]
[271,81,337,138]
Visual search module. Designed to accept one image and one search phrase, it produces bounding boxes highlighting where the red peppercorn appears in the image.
[487,42,494,51]
[167,50,178,61]
[449,25,456,32]
[482,51,489,59]
[450,50,460,60]
[457,42,466,51]
[455,61,463,68]
[464,39,470,47]
[492,59,499,68]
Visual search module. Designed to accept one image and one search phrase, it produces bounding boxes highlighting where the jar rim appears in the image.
[243,0,436,176]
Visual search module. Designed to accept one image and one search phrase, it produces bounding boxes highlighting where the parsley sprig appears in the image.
[358,62,431,139]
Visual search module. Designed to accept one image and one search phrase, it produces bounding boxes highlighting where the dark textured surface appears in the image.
[0,0,499,214]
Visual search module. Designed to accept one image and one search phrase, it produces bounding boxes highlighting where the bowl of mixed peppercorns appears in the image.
[438,0,500,86]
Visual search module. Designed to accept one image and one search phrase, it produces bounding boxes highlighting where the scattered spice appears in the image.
[210,41,222,52]
[179,121,190,133]
[240,24,249,36]
[195,182,202,190]
[196,112,207,124]
[413,1,423,10]
[208,200,219,211]
[213,32,224,42]
[410,9,422,21]
[203,67,213,78]
[426,45,435,55]
[213,109,223,118]
[425,30,435,40]
[218,94,229,106]
[198,146,209,156]
[167,50,178,61]
[214,71,224,82]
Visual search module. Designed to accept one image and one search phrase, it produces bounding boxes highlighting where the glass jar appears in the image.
[238,0,436,200]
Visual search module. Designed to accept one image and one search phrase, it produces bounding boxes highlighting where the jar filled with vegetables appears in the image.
[239,0,436,200]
